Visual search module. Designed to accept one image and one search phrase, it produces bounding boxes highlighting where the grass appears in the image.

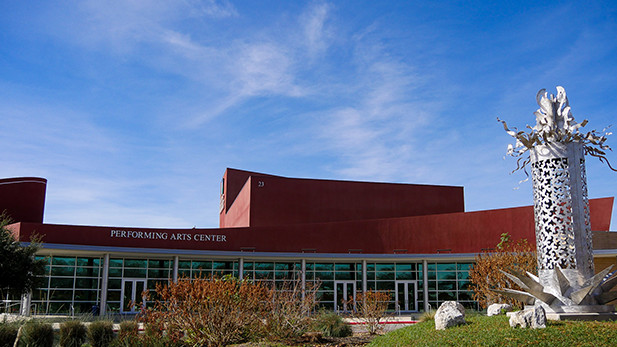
[369,315,617,346]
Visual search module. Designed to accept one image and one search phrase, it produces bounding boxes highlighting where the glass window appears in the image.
[376,264,394,272]
[148,259,170,268]
[124,259,147,268]
[457,263,472,271]
[50,278,74,289]
[52,257,75,266]
[109,259,123,268]
[436,263,456,271]
[49,290,73,301]
[76,258,100,267]
[123,268,147,277]
[255,262,274,271]
[315,263,334,271]
[192,261,212,270]
[179,261,191,269]
[75,278,99,289]
[243,262,254,270]
[51,267,75,276]
[335,263,354,272]
[108,268,122,278]
[275,262,294,271]
[75,267,99,277]
[395,263,414,272]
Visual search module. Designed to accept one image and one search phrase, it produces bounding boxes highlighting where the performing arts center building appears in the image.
[3,169,617,316]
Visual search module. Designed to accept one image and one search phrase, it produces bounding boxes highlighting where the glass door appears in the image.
[334,281,356,313]
[395,280,417,312]
[121,279,146,313]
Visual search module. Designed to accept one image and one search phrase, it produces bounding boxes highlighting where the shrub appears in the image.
[310,311,352,337]
[0,323,19,347]
[59,320,87,347]
[140,275,272,346]
[469,233,536,309]
[88,320,115,347]
[349,290,391,335]
[418,310,436,322]
[20,321,54,347]
[263,280,320,340]
[113,320,139,347]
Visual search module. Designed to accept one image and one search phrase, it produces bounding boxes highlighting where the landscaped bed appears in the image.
[369,314,617,346]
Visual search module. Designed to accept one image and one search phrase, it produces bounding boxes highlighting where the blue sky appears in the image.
[1,1,616,230]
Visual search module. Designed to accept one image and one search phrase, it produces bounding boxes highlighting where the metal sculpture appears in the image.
[498,87,617,315]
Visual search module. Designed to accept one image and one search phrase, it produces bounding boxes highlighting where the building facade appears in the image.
[3,170,616,315]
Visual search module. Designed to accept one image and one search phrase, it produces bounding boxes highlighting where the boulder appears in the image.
[434,301,466,330]
[487,303,512,316]
[508,305,546,329]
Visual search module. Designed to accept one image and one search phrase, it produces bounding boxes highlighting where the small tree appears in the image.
[469,233,537,309]
[349,290,391,335]
[264,280,320,340]
[0,212,46,298]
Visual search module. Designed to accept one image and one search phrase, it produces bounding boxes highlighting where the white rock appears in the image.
[434,301,466,330]
[487,303,512,316]
[508,305,546,329]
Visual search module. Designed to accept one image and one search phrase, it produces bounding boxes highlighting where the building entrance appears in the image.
[121,279,146,313]
[334,280,356,313]
[395,280,417,312]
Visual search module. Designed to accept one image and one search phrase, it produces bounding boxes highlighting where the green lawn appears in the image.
[369,315,617,346]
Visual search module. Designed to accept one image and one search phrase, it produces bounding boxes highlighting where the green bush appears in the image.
[310,311,352,337]
[59,320,87,347]
[88,321,115,347]
[0,323,19,347]
[20,321,54,347]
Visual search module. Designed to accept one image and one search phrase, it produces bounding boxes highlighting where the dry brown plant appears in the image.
[140,275,271,347]
[263,280,320,340]
[348,290,391,335]
[469,233,537,309]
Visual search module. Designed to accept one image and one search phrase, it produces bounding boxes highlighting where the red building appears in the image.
[3,169,616,315]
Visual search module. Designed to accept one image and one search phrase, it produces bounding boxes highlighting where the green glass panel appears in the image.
[356,263,363,271]
[305,263,314,271]
[438,292,456,301]
[74,290,98,301]
[75,267,99,277]
[50,277,74,288]
[178,269,191,278]
[275,262,294,271]
[458,280,470,290]
[212,261,231,270]
[109,259,123,268]
[427,271,436,280]
[178,261,191,269]
[52,257,75,266]
[457,271,470,280]
[366,263,375,271]
[437,281,456,291]
[124,259,147,268]
[77,258,100,267]
[242,271,254,280]
[428,281,436,290]
[395,263,414,272]
[305,272,314,280]
[396,271,414,280]
[294,263,302,271]
[376,281,395,290]
[148,269,170,278]
[427,264,436,271]
[49,290,73,301]
[376,272,394,280]
[366,271,375,280]
[315,263,333,271]
[367,282,376,290]
[75,278,99,289]
[334,272,354,280]
[51,267,75,276]
[428,292,437,300]
[108,279,121,290]
[148,279,168,289]
[457,263,472,271]
[321,281,334,291]
[274,271,294,280]
[243,262,254,270]
[376,264,394,272]
[314,272,333,280]
[108,268,122,278]
[436,263,456,271]
[32,289,47,301]
[335,263,354,272]
[458,291,474,301]
[123,268,147,277]
[255,262,273,271]
[148,259,170,268]
[437,272,456,280]
[192,261,212,270]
